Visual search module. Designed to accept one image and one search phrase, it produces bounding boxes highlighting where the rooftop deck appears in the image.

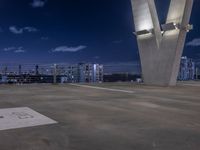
[0,82,200,150]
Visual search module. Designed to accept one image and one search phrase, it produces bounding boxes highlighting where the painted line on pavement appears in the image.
[70,84,135,94]
[180,83,200,87]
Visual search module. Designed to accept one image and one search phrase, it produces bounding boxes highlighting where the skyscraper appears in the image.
[178,56,195,80]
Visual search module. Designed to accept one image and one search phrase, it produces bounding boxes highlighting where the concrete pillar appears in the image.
[131,0,194,86]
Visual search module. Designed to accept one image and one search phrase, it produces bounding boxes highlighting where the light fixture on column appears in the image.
[161,22,193,33]
[133,29,153,36]
[161,22,179,32]
[185,24,193,32]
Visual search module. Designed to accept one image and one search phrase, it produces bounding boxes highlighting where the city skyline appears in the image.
[0,0,200,66]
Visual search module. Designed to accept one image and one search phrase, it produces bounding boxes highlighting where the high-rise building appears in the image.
[78,63,103,83]
[66,63,103,83]
[178,56,195,80]
[93,64,104,83]
[66,65,79,83]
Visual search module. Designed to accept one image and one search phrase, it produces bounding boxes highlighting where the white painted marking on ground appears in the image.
[0,107,57,131]
[70,84,135,94]
[180,83,200,87]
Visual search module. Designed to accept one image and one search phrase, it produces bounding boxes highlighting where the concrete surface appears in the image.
[131,0,194,86]
[0,82,200,150]
[0,107,57,131]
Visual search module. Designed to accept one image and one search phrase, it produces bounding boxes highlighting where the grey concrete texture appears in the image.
[0,83,200,150]
[131,0,194,86]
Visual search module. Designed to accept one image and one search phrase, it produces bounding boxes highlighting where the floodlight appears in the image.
[161,22,178,32]
[133,29,153,36]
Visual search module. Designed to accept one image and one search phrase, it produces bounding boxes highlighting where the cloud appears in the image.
[9,26,38,34]
[52,45,87,53]
[3,47,16,52]
[14,49,26,53]
[187,38,200,47]
[24,27,38,32]
[9,26,23,34]
[30,0,47,8]
[3,47,26,53]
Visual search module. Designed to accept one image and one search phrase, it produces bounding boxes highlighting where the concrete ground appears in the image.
[0,82,200,150]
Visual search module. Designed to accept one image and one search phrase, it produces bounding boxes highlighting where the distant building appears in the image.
[66,65,79,83]
[79,63,103,83]
[178,56,195,80]
[67,63,103,83]
[0,63,103,84]
[0,75,8,83]
[35,65,39,75]
[103,73,141,82]
[195,67,200,80]
[93,64,104,83]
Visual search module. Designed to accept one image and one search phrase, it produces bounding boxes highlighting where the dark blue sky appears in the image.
[0,0,199,65]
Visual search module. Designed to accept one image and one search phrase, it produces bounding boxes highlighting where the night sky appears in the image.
[0,0,199,66]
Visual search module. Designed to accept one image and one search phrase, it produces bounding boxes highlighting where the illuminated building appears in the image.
[178,56,195,80]
[78,63,103,83]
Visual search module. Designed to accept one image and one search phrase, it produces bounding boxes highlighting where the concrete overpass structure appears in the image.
[131,0,194,86]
